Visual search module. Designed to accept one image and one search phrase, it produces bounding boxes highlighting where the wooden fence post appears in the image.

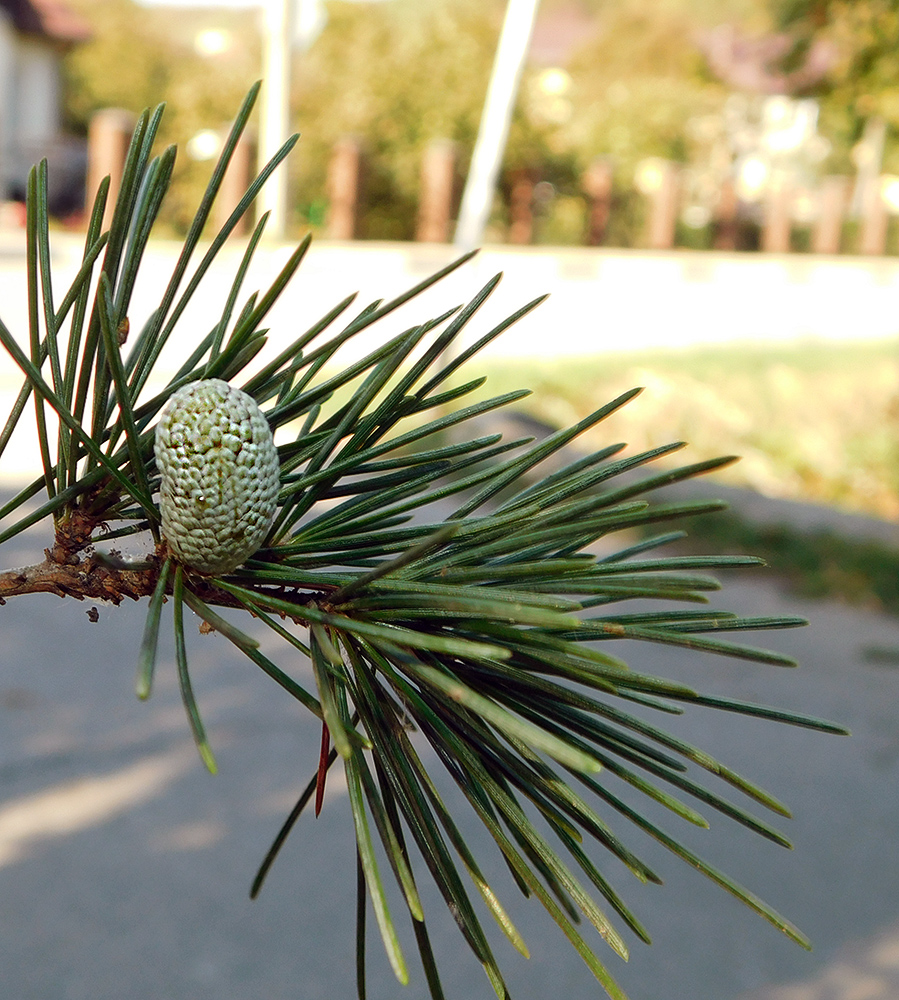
[643,161,680,250]
[416,139,457,243]
[326,136,363,240]
[859,176,888,255]
[581,158,613,246]
[761,176,792,253]
[712,177,739,250]
[215,129,256,236]
[508,168,536,244]
[812,176,849,255]
[87,108,135,229]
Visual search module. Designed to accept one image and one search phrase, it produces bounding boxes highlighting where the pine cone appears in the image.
[154,379,279,574]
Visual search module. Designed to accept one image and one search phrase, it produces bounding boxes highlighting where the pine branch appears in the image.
[0,87,850,1000]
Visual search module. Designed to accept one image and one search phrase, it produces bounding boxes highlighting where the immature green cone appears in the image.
[154,379,279,574]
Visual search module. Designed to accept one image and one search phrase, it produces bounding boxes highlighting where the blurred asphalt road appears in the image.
[2,496,899,1000]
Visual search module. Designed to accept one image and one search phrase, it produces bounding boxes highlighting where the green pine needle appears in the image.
[136,557,172,700]
[173,566,217,774]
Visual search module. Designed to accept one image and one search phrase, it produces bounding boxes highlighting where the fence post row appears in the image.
[83,110,895,254]
[86,108,136,230]
[416,139,457,243]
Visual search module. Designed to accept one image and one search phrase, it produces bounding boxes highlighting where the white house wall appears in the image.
[8,37,60,190]
[0,11,15,196]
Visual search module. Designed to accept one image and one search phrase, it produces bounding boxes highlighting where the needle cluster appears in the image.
[0,85,847,1000]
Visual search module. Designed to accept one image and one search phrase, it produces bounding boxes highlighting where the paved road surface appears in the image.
[2,501,899,1000]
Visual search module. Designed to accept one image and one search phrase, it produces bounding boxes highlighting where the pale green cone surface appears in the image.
[154,379,279,574]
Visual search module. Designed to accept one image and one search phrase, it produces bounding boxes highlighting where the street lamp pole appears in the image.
[258,0,294,240]
[258,0,328,240]
[454,0,542,251]
[259,0,321,240]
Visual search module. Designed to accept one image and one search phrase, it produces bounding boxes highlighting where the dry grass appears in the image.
[472,338,899,520]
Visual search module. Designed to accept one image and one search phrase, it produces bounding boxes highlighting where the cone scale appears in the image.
[154,379,279,575]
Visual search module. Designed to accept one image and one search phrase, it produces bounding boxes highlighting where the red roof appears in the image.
[1,0,91,43]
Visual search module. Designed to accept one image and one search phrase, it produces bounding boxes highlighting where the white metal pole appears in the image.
[258,0,294,240]
[454,0,542,251]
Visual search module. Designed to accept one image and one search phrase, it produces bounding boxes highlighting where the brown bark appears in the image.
[0,551,325,614]
[0,555,153,603]
[0,497,328,614]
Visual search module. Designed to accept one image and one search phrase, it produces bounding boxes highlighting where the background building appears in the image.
[0,0,89,212]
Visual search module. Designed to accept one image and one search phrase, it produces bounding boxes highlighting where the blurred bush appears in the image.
[60,0,899,244]
[64,0,261,233]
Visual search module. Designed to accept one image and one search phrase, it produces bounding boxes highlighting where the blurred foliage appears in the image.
[562,1,726,175]
[63,0,260,232]
[59,0,899,242]
[767,0,899,173]
[289,0,499,238]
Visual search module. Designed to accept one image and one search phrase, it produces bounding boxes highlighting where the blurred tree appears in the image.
[550,1,735,245]
[64,0,260,231]
[62,0,899,243]
[765,0,899,172]
[65,0,170,124]
[560,0,758,177]
[290,0,503,239]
